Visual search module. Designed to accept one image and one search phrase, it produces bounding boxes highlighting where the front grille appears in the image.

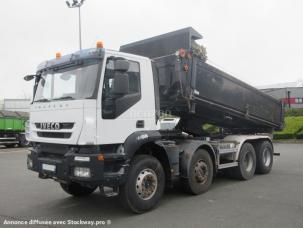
[35,122,74,130]
[36,143,70,158]
[37,132,72,139]
[40,152,65,159]
[60,123,74,129]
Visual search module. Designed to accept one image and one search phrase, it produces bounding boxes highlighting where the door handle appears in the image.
[136,120,144,128]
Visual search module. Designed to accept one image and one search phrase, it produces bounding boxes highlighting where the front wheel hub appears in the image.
[135,168,158,200]
[194,160,209,184]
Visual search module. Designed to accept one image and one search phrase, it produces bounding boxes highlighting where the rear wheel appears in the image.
[182,149,213,195]
[60,182,97,197]
[119,155,165,213]
[230,142,256,180]
[18,134,30,147]
[255,140,273,174]
[4,144,16,148]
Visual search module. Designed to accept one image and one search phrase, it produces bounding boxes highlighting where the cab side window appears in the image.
[102,58,141,119]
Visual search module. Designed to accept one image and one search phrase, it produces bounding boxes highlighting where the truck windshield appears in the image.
[34,63,99,102]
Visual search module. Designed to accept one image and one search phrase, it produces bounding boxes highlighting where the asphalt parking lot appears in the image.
[0,143,302,228]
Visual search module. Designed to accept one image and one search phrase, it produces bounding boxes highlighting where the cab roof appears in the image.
[37,48,105,72]
[36,48,150,73]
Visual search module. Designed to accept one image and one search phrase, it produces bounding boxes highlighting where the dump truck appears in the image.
[0,110,29,147]
[25,27,283,213]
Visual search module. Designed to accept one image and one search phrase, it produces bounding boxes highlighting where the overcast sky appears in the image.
[0,0,302,99]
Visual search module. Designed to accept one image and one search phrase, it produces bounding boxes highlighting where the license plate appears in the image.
[42,164,56,172]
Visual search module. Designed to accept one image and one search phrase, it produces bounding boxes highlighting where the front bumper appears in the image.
[27,144,129,187]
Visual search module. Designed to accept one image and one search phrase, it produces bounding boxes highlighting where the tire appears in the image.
[230,142,256,180]
[60,182,97,197]
[5,144,16,148]
[182,149,213,195]
[119,154,165,213]
[18,134,30,147]
[255,140,273,174]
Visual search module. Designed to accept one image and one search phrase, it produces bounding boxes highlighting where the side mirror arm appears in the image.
[24,74,39,81]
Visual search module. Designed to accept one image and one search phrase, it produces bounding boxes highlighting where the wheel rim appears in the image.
[194,159,209,184]
[22,139,30,146]
[243,152,253,172]
[135,168,158,200]
[262,147,271,167]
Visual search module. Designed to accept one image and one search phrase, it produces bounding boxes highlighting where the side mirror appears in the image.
[24,75,36,81]
[114,60,130,72]
[113,73,129,95]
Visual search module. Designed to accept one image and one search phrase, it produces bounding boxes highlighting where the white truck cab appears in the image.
[28,49,158,146]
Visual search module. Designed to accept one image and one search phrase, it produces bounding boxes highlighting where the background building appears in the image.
[0,99,31,112]
[259,80,303,108]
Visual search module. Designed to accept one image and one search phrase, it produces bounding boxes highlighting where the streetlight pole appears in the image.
[66,0,85,50]
[78,6,82,50]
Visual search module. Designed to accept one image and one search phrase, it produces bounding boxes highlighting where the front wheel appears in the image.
[60,182,97,197]
[119,155,165,213]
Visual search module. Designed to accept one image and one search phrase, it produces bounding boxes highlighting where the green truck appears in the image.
[0,110,29,147]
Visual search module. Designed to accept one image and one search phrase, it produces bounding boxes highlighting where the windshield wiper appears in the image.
[34,98,50,103]
[52,96,75,101]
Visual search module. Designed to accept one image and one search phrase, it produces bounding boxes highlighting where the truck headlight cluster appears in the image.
[27,157,33,169]
[25,121,31,141]
[74,167,91,178]
[74,156,90,162]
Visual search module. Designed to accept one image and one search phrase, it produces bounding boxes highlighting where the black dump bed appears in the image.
[120,27,284,135]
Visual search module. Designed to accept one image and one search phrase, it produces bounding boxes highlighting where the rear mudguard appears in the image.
[178,140,217,178]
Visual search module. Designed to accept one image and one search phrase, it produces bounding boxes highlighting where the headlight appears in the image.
[25,121,30,141]
[74,167,91,178]
[74,156,90,162]
[27,157,33,169]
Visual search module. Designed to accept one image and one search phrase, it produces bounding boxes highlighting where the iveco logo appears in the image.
[40,122,60,130]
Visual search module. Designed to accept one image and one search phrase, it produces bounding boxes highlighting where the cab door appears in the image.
[96,53,157,145]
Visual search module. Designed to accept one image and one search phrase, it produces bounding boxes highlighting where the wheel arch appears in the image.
[123,131,172,184]
[133,142,171,184]
[223,135,273,160]
[247,138,273,154]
